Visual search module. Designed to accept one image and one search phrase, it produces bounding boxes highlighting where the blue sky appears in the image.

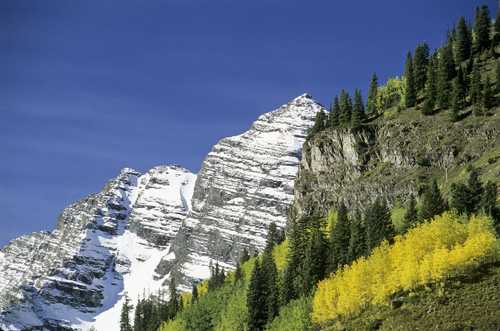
[1,0,497,248]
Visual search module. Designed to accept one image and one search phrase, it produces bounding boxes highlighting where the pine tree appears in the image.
[419,179,446,221]
[450,77,461,122]
[413,42,430,93]
[481,181,499,222]
[493,8,500,48]
[422,51,438,115]
[168,277,179,320]
[240,247,250,264]
[466,167,484,215]
[366,72,379,117]
[483,75,494,110]
[308,111,326,139]
[436,40,456,109]
[470,60,482,105]
[351,89,365,127]
[191,284,199,303]
[120,293,133,331]
[455,16,472,63]
[247,259,267,331]
[402,194,419,234]
[496,63,500,92]
[339,89,352,125]
[450,182,470,215]
[133,297,143,331]
[405,51,417,108]
[330,201,350,271]
[301,227,328,296]
[474,5,491,53]
[348,208,366,262]
[330,95,340,128]
[364,197,394,253]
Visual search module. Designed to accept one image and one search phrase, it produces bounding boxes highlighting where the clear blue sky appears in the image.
[1,0,497,248]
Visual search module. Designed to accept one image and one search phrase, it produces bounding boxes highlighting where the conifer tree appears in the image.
[404,51,417,108]
[450,182,470,215]
[191,284,198,303]
[366,72,379,117]
[455,16,472,63]
[330,95,340,128]
[467,167,484,215]
[413,42,430,93]
[483,75,494,110]
[470,60,482,105]
[402,194,419,234]
[474,5,491,53]
[436,40,456,109]
[301,227,328,296]
[120,293,133,331]
[422,51,438,115]
[330,201,350,271]
[364,197,394,254]
[493,8,500,48]
[496,63,500,92]
[308,111,326,139]
[450,77,461,122]
[339,89,352,125]
[481,181,499,223]
[419,179,446,221]
[133,297,143,331]
[168,277,179,320]
[351,89,365,127]
[348,208,366,262]
[247,259,267,331]
[240,247,250,264]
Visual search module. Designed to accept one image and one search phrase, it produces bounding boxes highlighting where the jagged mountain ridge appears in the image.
[0,94,322,330]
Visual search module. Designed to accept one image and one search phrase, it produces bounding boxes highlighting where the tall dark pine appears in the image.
[330,95,340,128]
[470,60,482,105]
[466,167,484,215]
[474,5,491,53]
[351,89,365,127]
[422,51,438,115]
[436,39,456,109]
[419,179,446,221]
[481,181,499,224]
[247,259,267,331]
[455,16,472,63]
[493,8,500,48]
[450,182,470,215]
[366,72,379,117]
[301,227,328,296]
[339,89,352,125]
[365,197,394,254]
[330,201,351,272]
[120,293,133,331]
[308,111,326,139]
[496,63,500,92]
[168,277,179,320]
[348,209,366,262]
[413,42,430,93]
[483,76,494,110]
[402,194,419,234]
[405,51,417,108]
[450,78,461,123]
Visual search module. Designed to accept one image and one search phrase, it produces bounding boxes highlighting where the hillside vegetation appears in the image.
[115,4,500,331]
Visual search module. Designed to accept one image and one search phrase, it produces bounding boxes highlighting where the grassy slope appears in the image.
[333,261,500,331]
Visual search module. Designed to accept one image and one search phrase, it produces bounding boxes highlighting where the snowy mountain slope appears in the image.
[162,94,322,289]
[0,166,196,331]
[0,94,320,330]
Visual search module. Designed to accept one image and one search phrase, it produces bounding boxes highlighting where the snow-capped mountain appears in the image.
[0,94,322,330]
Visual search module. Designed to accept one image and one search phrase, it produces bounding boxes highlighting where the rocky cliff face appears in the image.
[0,94,321,330]
[158,93,321,288]
[293,108,500,219]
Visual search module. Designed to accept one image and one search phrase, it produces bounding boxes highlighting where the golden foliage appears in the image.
[312,212,499,324]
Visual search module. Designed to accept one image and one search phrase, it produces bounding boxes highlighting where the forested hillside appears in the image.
[116,4,500,331]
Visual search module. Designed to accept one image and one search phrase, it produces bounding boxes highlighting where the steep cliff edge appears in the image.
[293,106,500,219]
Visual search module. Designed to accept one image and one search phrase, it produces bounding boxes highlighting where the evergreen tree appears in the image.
[422,51,438,115]
[348,208,366,262]
[133,297,143,331]
[364,197,394,254]
[404,51,417,108]
[466,167,484,215]
[120,293,133,331]
[474,5,491,53]
[308,111,326,139]
[301,227,328,296]
[330,201,351,272]
[496,63,500,92]
[450,77,461,122]
[493,8,500,48]
[240,247,250,264]
[366,72,379,117]
[436,40,456,109]
[470,60,482,105]
[483,75,494,110]
[455,16,472,63]
[413,42,430,93]
[351,89,365,127]
[330,95,340,128]
[419,179,446,221]
[481,181,499,223]
[191,284,199,303]
[402,193,419,234]
[339,89,352,125]
[450,182,470,215]
[247,259,267,331]
[168,277,179,320]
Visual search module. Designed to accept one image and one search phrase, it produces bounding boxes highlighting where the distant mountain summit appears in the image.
[0,94,322,331]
